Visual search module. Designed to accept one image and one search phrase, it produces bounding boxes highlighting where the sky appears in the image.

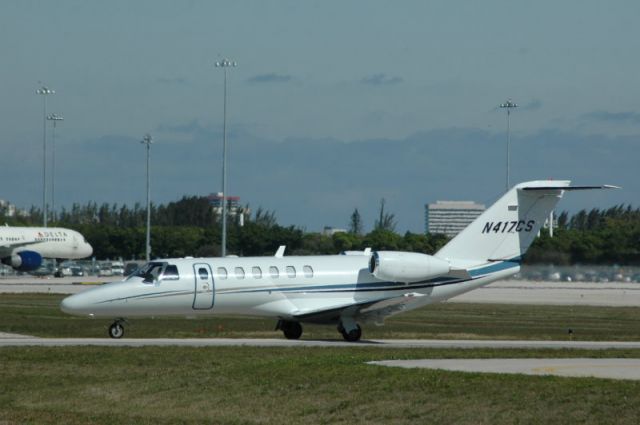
[0,1,638,233]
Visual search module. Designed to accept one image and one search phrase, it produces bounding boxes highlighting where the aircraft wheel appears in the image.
[281,321,303,340]
[109,321,125,339]
[341,324,362,342]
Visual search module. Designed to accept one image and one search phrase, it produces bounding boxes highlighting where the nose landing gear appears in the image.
[108,319,126,339]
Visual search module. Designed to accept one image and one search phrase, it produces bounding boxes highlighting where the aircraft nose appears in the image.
[84,242,93,257]
[61,293,89,315]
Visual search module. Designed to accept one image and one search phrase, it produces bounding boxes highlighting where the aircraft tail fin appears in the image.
[436,181,616,265]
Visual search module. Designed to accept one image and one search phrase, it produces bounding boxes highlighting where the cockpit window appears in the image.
[130,262,166,284]
[161,265,179,281]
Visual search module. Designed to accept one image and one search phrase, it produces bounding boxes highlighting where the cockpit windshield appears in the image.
[128,262,167,284]
[129,261,167,283]
[127,262,181,283]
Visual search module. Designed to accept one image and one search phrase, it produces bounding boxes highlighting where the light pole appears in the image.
[36,85,55,226]
[47,113,64,221]
[140,134,153,262]
[215,58,237,257]
[499,99,518,191]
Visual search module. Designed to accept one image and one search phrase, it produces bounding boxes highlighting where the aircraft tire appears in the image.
[109,322,125,339]
[342,324,362,342]
[282,321,303,340]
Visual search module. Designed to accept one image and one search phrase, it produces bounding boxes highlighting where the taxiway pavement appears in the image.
[1,337,640,350]
[452,280,640,307]
[370,358,640,381]
[0,276,111,294]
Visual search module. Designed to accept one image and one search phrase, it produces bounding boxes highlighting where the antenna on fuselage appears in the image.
[275,246,286,258]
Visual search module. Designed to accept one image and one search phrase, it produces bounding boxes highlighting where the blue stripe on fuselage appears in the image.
[468,258,521,278]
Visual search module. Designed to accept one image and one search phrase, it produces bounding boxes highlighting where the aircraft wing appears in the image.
[357,292,429,324]
[0,241,37,257]
[292,292,427,325]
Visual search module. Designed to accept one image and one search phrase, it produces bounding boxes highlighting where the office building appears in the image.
[425,200,485,237]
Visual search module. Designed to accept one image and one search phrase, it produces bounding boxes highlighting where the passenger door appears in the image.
[192,263,214,310]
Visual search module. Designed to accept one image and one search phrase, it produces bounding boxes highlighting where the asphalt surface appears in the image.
[369,358,640,380]
[0,276,113,294]
[1,336,640,350]
[452,280,640,306]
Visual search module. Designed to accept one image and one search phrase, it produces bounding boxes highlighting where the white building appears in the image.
[0,199,27,218]
[425,200,485,237]
[322,226,347,236]
[208,193,250,226]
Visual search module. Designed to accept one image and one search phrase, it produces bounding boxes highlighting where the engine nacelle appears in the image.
[2,250,43,272]
[369,251,450,283]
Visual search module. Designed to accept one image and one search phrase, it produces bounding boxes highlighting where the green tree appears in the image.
[348,208,363,235]
[363,229,402,251]
[374,198,396,232]
[332,232,363,252]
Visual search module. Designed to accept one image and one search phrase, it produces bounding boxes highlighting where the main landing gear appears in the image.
[338,323,362,342]
[108,319,126,339]
[276,319,363,342]
[276,320,303,340]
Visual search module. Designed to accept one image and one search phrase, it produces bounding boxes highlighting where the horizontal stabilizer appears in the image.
[522,184,620,191]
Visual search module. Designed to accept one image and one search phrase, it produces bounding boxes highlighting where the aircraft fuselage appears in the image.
[61,254,518,323]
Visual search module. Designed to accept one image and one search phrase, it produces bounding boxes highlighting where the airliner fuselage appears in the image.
[0,226,93,271]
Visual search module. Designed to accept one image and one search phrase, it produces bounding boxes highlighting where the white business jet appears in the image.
[61,181,614,341]
[0,226,93,272]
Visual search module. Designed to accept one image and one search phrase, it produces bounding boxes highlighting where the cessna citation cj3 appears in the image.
[0,226,93,272]
[61,181,615,341]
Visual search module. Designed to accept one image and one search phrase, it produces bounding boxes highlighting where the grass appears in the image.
[2,294,640,424]
[1,293,640,341]
[1,346,640,424]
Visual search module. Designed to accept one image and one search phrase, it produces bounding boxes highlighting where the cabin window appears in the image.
[303,265,314,278]
[269,266,279,278]
[252,266,262,279]
[286,266,296,278]
[235,267,245,279]
[217,267,228,279]
[198,267,209,280]
[161,265,179,281]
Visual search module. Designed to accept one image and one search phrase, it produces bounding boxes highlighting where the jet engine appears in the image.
[2,250,43,272]
[369,251,450,283]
